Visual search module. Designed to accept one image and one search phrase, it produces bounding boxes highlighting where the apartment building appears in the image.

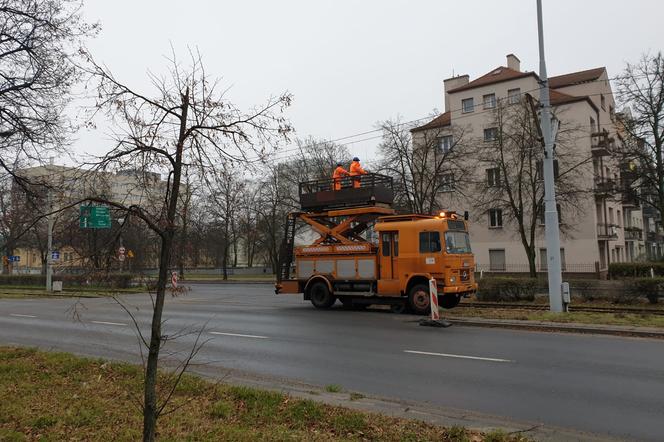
[412,54,659,274]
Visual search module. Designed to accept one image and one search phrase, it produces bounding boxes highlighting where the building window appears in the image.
[438,135,454,153]
[489,249,506,271]
[489,208,503,228]
[536,159,559,180]
[437,173,455,192]
[601,94,606,110]
[590,117,596,133]
[538,203,562,225]
[539,248,567,271]
[419,231,441,253]
[462,98,474,113]
[508,88,521,104]
[486,168,500,187]
[483,93,496,109]
[484,127,498,142]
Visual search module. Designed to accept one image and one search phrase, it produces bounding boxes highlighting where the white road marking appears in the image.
[91,320,127,326]
[404,350,513,363]
[10,313,37,318]
[210,331,269,339]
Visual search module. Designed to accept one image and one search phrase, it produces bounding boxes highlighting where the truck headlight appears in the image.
[450,276,456,284]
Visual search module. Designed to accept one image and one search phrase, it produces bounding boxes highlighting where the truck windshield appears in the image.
[444,231,472,254]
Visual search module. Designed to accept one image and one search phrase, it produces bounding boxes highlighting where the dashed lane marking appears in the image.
[210,331,269,339]
[10,313,37,318]
[404,350,513,363]
[90,320,127,326]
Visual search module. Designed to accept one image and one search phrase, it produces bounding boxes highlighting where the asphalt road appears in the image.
[1,283,663,441]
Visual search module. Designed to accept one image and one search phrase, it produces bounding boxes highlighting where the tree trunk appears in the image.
[526,248,537,278]
[142,230,173,442]
[142,88,188,442]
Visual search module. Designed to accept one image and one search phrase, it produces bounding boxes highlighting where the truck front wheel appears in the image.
[408,284,431,315]
[309,282,336,309]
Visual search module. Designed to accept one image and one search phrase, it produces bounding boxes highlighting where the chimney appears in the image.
[506,53,520,72]
[443,74,469,112]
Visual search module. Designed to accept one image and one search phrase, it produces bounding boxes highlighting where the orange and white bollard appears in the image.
[429,278,440,320]
[419,278,451,328]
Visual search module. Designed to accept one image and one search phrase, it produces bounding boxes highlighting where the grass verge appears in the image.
[0,347,529,441]
[0,286,145,299]
[446,306,664,328]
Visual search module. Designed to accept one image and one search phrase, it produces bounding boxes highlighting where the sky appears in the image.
[74,0,664,166]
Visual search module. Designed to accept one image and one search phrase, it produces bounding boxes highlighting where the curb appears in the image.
[182,280,274,285]
[449,317,664,339]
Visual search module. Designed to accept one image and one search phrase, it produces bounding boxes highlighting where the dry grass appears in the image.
[0,287,145,299]
[0,347,530,441]
[446,306,664,328]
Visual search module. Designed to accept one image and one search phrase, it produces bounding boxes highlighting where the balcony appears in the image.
[621,187,641,208]
[591,131,611,156]
[597,223,618,240]
[624,227,643,241]
[593,177,616,198]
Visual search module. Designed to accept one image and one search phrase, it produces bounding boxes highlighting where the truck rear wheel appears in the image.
[309,282,336,309]
[408,284,431,315]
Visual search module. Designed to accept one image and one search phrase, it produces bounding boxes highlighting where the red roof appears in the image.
[411,111,450,133]
[549,67,605,89]
[549,89,598,112]
[446,67,537,93]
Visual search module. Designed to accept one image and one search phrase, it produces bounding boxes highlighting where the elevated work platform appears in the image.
[277,205,396,282]
[299,173,394,211]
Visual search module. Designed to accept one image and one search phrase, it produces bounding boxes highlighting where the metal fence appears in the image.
[476,262,599,274]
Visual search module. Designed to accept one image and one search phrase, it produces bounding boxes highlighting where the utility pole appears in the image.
[537,0,564,312]
[46,190,53,292]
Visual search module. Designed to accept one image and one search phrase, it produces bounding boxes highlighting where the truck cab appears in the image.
[374,212,477,314]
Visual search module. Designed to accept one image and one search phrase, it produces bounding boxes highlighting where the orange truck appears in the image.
[275,173,477,314]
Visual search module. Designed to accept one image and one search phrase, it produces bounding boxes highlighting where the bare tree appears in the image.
[473,99,588,277]
[205,162,246,279]
[83,51,292,441]
[377,116,470,214]
[0,0,97,173]
[614,52,664,221]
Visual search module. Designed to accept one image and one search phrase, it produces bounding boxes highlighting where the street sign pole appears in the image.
[537,0,564,313]
[46,191,53,292]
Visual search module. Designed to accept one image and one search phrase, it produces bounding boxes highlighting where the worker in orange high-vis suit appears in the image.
[332,162,350,190]
[350,156,368,188]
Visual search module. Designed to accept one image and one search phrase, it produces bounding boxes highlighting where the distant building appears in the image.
[10,163,169,272]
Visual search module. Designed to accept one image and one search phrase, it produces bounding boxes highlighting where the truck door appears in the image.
[378,231,400,295]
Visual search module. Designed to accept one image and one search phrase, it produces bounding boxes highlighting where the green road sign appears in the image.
[80,205,111,229]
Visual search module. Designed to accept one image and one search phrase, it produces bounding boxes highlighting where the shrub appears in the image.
[569,279,596,302]
[624,278,662,304]
[608,262,664,279]
[477,277,538,302]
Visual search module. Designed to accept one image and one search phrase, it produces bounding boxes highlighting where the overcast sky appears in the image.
[76,0,663,165]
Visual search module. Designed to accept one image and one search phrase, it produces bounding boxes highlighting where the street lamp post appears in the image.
[536,0,565,312]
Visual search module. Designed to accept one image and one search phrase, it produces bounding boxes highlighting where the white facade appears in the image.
[413,54,650,274]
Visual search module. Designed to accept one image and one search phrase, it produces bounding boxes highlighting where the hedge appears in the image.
[0,273,134,289]
[477,277,538,302]
[608,262,664,278]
